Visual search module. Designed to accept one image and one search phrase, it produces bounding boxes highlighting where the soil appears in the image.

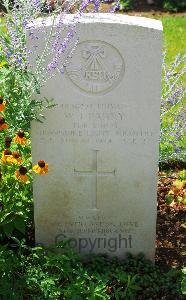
[155,171,185,269]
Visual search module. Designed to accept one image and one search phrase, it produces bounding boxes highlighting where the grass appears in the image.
[161,16,186,61]
[141,15,186,86]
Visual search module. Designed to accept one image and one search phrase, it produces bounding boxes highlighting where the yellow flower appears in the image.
[0,116,9,131]
[11,151,22,165]
[1,150,22,165]
[13,130,27,145]
[33,160,49,175]
[1,150,12,163]
[15,166,29,183]
[0,96,6,112]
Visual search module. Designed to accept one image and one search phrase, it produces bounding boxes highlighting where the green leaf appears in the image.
[3,222,14,236]
[181,268,186,295]
[14,216,25,234]
[165,194,174,205]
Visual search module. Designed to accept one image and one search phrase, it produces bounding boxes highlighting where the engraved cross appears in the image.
[74,150,115,210]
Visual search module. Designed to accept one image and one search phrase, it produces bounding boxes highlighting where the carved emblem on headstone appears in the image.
[66,41,125,94]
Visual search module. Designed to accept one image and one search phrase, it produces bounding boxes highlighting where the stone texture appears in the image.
[31,14,163,259]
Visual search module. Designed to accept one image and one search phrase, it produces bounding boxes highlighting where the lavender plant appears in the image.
[0,0,120,94]
[160,51,186,162]
[0,0,121,241]
[0,0,123,244]
[0,0,117,127]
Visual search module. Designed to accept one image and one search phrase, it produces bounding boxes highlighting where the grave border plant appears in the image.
[0,241,184,299]
[162,0,186,12]
[0,0,120,242]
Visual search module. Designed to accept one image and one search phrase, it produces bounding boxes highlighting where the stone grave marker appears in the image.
[30,14,163,260]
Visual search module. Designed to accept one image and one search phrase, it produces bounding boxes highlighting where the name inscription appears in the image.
[37,103,154,145]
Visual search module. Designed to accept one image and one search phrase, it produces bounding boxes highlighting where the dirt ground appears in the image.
[155,171,185,269]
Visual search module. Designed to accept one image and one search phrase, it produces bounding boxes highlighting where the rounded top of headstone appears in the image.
[78,14,163,31]
[32,13,162,31]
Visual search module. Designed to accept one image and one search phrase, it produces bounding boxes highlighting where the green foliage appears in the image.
[163,0,186,12]
[0,145,32,242]
[165,175,186,205]
[0,245,183,299]
[0,13,56,242]
[181,268,186,295]
[118,0,133,11]
[0,31,56,130]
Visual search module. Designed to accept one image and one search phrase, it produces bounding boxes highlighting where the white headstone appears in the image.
[31,14,163,260]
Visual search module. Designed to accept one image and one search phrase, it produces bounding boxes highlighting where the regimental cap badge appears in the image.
[66,41,125,94]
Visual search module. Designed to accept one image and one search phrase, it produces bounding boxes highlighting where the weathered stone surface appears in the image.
[31,14,163,259]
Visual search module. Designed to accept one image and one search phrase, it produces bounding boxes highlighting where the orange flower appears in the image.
[33,160,49,175]
[1,150,22,165]
[11,151,22,165]
[0,96,6,112]
[0,116,9,131]
[15,166,29,183]
[13,130,27,145]
[1,149,12,163]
